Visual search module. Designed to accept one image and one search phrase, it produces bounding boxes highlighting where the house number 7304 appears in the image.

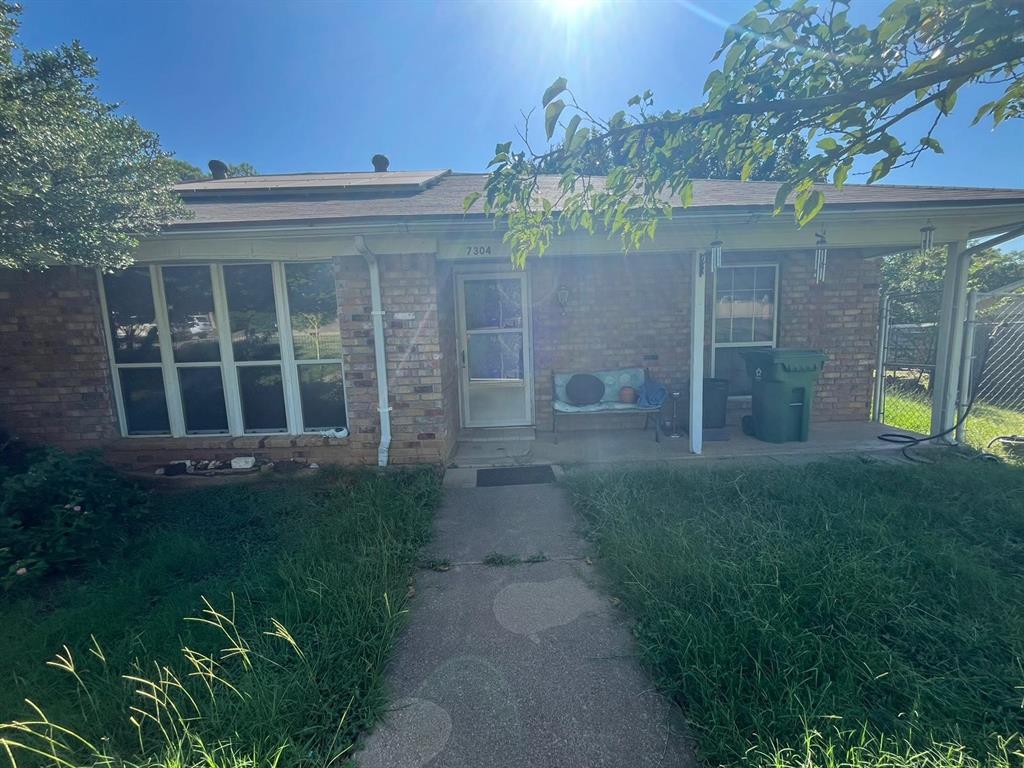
[466,245,492,256]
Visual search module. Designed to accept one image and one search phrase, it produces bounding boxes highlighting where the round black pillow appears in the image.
[565,373,605,406]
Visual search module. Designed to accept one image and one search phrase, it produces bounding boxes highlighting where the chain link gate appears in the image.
[873,290,942,434]
[958,282,1024,460]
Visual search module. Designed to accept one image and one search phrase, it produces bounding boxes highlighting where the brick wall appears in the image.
[0,267,119,448]
[776,250,880,421]
[525,250,878,433]
[530,253,692,431]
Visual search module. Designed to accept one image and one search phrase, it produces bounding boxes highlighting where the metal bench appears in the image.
[551,366,660,443]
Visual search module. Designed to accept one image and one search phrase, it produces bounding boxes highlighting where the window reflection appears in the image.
[224,264,280,361]
[298,365,346,430]
[464,279,522,330]
[238,365,287,432]
[286,262,342,360]
[163,266,221,363]
[119,368,170,434]
[104,268,161,364]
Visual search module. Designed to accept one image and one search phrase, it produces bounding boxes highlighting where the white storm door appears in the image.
[456,273,533,427]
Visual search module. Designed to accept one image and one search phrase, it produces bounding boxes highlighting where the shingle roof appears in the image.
[167,171,1024,230]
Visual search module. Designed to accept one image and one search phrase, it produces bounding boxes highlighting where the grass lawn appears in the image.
[883,390,1024,460]
[0,468,440,767]
[568,459,1024,768]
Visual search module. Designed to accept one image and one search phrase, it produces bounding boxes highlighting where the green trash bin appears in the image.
[741,349,828,443]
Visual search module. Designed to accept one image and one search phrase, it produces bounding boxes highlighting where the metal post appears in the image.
[955,288,979,443]
[873,294,891,423]
[689,250,706,455]
[931,242,969,439]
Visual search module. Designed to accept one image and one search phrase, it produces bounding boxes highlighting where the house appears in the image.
[2,166,1023,468]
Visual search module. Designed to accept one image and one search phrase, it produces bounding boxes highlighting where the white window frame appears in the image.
[98,261,348,438]
[710,262,780,399]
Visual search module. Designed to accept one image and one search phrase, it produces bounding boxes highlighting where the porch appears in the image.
[450,420,918,469]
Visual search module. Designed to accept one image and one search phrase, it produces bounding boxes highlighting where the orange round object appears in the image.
[619,386,638,404]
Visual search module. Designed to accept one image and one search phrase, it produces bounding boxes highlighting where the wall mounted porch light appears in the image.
[814,231,828,283]
[556,285,570,315]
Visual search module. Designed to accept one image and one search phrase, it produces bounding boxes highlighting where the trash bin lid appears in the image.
[771,348,828,372]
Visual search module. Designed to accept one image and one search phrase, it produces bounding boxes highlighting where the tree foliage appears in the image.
[0,1,186,271]
[471,0,1024,267]
[160,158,259,182]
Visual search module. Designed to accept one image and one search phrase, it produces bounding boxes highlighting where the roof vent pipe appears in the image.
[208,160,228,179]
[371,154,390,172]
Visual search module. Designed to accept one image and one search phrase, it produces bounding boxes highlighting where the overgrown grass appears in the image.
[567,459,1024,768]
[884,390,1024,460]
[0,468,440,766]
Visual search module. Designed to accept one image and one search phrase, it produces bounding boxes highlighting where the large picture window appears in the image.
[712,264,778,397]
[101,262,346,437]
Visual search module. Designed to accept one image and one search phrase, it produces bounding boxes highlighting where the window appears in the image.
[101,262,347,437]
[712,264,778,397]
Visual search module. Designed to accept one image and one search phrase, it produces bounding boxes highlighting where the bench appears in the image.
[551,366,661,443]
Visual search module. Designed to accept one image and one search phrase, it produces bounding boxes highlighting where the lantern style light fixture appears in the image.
[556,284,570,315]
[814,231,829,283]
[920,220,936,253]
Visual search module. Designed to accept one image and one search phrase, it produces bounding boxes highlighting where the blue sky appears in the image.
[16,0,1024,190]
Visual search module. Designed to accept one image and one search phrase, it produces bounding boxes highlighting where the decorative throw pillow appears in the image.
[565,373,605,406]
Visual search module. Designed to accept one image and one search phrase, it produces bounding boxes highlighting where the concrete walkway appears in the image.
[356,483,694,768]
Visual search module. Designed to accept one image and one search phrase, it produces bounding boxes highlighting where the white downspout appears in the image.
[354,236,392,467]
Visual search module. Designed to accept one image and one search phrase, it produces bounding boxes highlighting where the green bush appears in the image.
[1,447,149,588]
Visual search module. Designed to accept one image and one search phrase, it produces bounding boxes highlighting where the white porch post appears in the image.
[931,241,969,439]
[689,250,706,454]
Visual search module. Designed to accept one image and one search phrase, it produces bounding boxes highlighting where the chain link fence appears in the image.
[873,291,942,434]
[960,283,1024,460]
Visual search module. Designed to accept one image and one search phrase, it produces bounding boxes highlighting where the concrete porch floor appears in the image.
[450,420,919,469]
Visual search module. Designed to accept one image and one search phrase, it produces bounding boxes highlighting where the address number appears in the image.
[466,245,492,256]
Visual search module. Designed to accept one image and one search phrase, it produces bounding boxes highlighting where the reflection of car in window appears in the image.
[188,315,213,336]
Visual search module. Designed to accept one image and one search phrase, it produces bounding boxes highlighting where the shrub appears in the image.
[1,448,149,588]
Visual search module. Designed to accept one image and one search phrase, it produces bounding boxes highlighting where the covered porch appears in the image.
[450,420,918,469]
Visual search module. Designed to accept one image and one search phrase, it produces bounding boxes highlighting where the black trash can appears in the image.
[682,377,730,430]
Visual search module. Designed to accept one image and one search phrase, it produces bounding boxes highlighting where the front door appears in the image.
[456,272,533,427]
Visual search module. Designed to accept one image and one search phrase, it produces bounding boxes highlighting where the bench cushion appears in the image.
[553,400,659,414]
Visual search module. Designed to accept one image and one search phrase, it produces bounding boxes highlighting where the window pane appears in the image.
[163,266,221,363]
[179,367,228,433]
[104,268,161,363]
[224,264,280,361]
[286,262,342,360]
[237,365,287,432]
[755,266,776,290]
[464,279,522,330]
[733,267,756,290]
[119,368,169,434]
[298,365,346,430]
[468,333,524,380]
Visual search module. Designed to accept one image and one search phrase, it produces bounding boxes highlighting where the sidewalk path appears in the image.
[357,483,694,768]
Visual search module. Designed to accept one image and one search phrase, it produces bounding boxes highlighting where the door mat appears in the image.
[476,465,556,487]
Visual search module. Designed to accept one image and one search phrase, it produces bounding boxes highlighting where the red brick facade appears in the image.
[0,267,119,449]
[0,248,879,468]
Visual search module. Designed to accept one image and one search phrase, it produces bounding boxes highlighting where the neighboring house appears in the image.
[2,168,1024,467]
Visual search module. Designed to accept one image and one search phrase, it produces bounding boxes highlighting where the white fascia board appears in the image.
[137,202,1024,263]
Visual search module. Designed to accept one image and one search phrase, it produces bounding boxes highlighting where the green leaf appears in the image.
[462,192,481,212]
[920,137,943,154]
[545,99,567,141]
[542,77,568,108]
[564,114,582,149]
[833,161,852,188]
[795,189,825,226]
[627,94,641,107]
[816,137,839,152]
[774,181,795,214]
[679,180,693,208]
